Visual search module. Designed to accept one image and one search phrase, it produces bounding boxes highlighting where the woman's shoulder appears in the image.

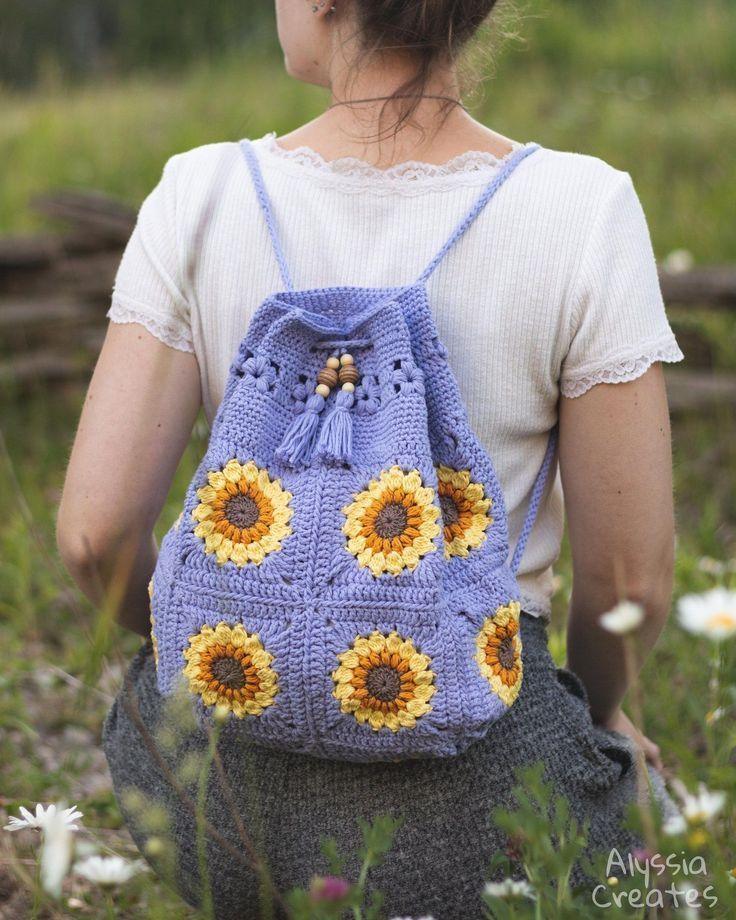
[158,140,243,185]
[526,143,636,207]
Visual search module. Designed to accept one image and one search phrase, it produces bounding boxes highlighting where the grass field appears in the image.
[1,0,736,916]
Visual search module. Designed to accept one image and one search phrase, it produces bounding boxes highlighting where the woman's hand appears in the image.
[600,708,664,773]
[57,323,201,635]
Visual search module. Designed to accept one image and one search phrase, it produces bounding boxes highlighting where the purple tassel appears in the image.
[276,393,325,466]
[315,389,354,464]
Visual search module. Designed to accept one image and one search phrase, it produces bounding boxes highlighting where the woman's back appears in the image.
[110,131,680,618]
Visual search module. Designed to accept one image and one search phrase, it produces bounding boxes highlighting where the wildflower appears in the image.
[672,882,701,918]
[705,707,725,724]
[607,876,619,886]
[144,837,165,857]
[3,803,83,833]
[74,855,147,887]
[484,878,536,900]
[213,703,231,725]
[309,876,351,902]
[662,249,694,274]
[600,601,644,635]
[697,556,726,576]
[40,808,74,898]
[687,829,708,849]
[677,588,736,639]
[662,813,687,836]
[678,783,727,825]
[631,847,652,864]
[728,867,736,884]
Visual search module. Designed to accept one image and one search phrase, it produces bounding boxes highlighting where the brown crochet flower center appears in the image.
[497,636,516,671]
[364,665,402,702]
[210,656,247,690]
[373,503,408,539]
[225,494,261,529]
[439,493,460,526]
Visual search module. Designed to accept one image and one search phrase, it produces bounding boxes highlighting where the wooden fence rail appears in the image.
[1,190,735,408]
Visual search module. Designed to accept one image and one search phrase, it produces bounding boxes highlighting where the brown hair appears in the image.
[348,0,502,134]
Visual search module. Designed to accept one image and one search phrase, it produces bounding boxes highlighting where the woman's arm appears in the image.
[57,323,201,636]
[559,364,675,759]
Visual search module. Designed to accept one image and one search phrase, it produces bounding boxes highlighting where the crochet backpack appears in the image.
[148,138,557,762]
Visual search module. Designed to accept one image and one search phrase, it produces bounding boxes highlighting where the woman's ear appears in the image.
[311,0,337,22]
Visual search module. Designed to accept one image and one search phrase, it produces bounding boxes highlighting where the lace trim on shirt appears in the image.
[560,336,684,399]
[108,300,194,354]
[253,132,530,195]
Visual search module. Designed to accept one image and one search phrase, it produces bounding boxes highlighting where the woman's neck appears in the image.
[277,53,516,169]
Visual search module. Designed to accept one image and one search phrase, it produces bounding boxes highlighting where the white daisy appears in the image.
[679,783,727,825]
[484,878,536,900]
[677,588,736,640]
[3,803,83,833]
[600,601,644,635]
[74,854,147,887]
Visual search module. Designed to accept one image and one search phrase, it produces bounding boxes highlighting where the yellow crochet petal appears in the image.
[368,710,386,731]
[333,666,354,683]
[230,543,249,567]
[207,471,226,489]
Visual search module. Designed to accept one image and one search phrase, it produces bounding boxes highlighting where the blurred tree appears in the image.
[0,0,275,88]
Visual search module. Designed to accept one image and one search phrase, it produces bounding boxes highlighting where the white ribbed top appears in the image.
[109,132,683,618]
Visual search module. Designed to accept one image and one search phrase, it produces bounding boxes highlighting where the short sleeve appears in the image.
[560,170,683,398]
[107,156,194,353]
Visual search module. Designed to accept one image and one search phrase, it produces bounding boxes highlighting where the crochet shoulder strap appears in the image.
[240,140,295,291]
[510,426,558,574]
[239,139,540,290]
[415,142,540,282]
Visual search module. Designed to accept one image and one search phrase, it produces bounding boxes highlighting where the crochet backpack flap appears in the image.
[149,138,558,762]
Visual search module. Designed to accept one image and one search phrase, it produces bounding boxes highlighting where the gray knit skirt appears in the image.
[103,613,671,918]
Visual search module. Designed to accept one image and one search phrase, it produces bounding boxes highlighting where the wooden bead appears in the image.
[315,383,331,398]
[340,353,354,366]
[326,356,340,370]
[341,381,355,393]
[317,367,339,388]
[338,364,360,385]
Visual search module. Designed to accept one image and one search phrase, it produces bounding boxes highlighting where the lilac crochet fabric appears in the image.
[150,139,558,762]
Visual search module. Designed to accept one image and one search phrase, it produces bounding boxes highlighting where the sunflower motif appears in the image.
[475,602,523,706]
[436,466,493,559]
[192,460,293,567]
[183,622,278,717]
[333,632,436,731]
[147,577,158,668]
[342,467,440,577]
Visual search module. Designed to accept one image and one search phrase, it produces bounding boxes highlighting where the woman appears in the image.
[57,1,683,916]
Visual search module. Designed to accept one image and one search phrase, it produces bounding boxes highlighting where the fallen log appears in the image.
[664,369,736,412]
[659,266,736,309]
